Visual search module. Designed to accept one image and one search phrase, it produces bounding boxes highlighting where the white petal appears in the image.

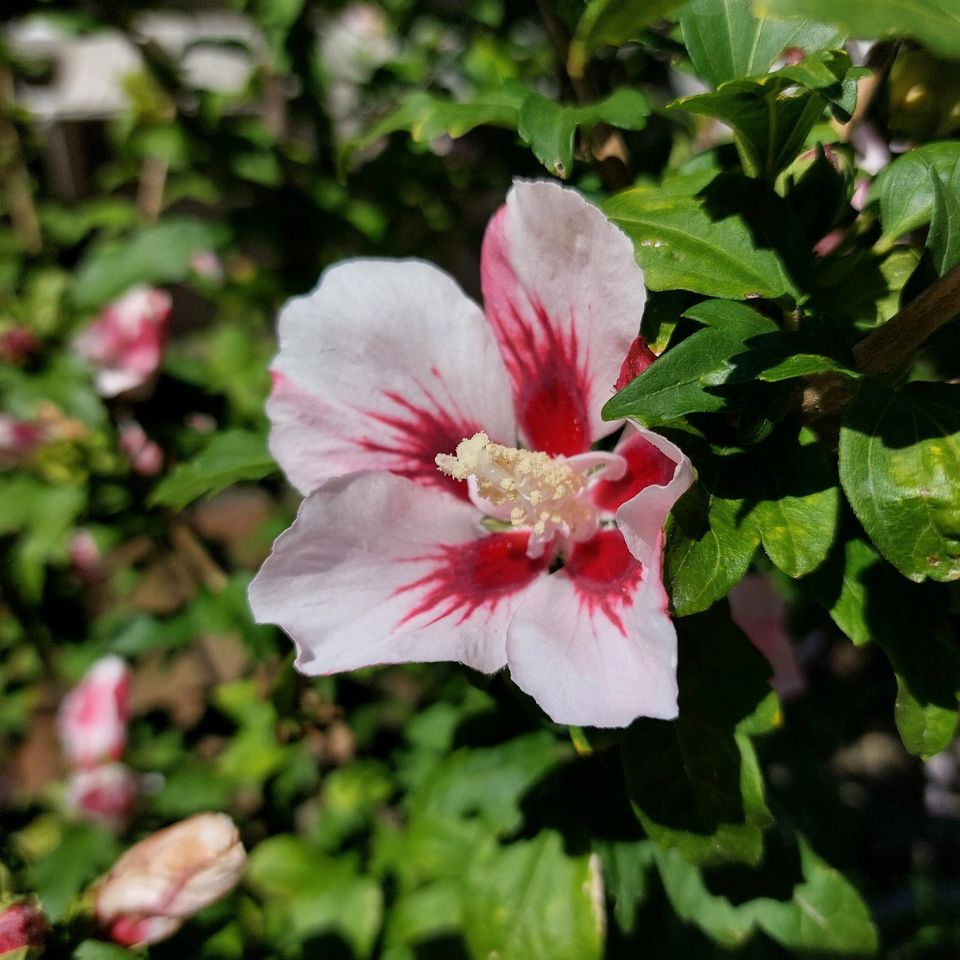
[507,531,678,727]
[268,259,517,496]
[248,471,548,675]
[480,180,646,456]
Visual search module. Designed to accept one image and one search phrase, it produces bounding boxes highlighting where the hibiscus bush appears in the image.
[2,0,960,957]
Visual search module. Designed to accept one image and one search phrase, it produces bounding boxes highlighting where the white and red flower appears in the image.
[96,813,246,947]
[249,180,692,728]
[57,655,130,768]
[66,763,139,829]
[75,286,171,397]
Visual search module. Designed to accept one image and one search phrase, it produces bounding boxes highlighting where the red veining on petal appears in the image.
[592,432,676,514]
[565,531,643,636]
[481,207,591,457]
[614,336,656,391]
[393,532,547,628]
[356,383,483,500]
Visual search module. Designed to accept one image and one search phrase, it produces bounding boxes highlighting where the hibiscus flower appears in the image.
[249,180,693,727]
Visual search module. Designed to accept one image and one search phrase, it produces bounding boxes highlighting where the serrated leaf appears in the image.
[517,87,650,178]
[654,835,877,953]
[605,173,809,300]
[680,0,842,88]
[603,299,778,424]
[753,0,960,62]
[72,218,227,310]
[462,832,603,960]
[149,430,277,510]
[621,609,775,867]
[840,380,960,583]
[673,51,857,179]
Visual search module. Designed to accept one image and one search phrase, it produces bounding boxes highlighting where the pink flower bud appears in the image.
[66,763,139,829]
[0,327,41,365]
[118,419,163,476]
[74,287,171,398]
[96,813,246,947]
[0,901,46,954]
[69,529,105,583]
[57,655,130,768]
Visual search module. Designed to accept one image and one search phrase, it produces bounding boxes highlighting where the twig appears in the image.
[0,69,41,254]
[169,520,229,593]
[854,262,960,376]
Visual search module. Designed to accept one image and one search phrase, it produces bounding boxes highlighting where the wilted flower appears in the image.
[74,287,171,397]
[57,655,130,768]
[250,180,693,727]
[66,763,139,829]
[118,418,164,476]
[728,573,805,700]
[0,900,45,955]
[96,813,246,946]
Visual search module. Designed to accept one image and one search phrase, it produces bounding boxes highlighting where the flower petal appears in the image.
[480,180,646,456]
[248,471,548,675]
[613,426,694,573]
[593,426,681,515]
[506,530,678,726]
[269,259,517,496]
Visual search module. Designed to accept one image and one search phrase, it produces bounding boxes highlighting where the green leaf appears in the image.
[604,173,808,300]
[749,427,840,578]
[654,835,878,953]
[246,837,383,957]
[673,51,857,179]
[148,430,277,510]
[812,535,960,756]
[840,380,960,583]
[73,943,140,960]
[462,832,603,960]
[382,883,463,960]
[518,88,650,178]
[569,0,695,77]
[594,840,655,936]
[602,299,778,424]
[72,218,228,310]
[753,0,960,62]
[29,824,121,921]
[679,0,842,88]
[927,164,960,274]
[665,447,762,616]
[873,141,960,241]
[621,609,776,867]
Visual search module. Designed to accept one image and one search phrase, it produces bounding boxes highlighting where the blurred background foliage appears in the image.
[1,0,960,957]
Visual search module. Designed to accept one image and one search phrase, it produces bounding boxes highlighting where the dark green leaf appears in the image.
[148,430,277,510]
[753,0,960,62]
[594,840,655,936]
[680,0,842,88]
[621,609,776,867]
[569,0,695,77]
[927,165,960,274]
[812,535,960,756]
[840,380,960,582]
[462,832,603,960]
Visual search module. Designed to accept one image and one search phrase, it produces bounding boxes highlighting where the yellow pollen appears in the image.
[436,432,599,557]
